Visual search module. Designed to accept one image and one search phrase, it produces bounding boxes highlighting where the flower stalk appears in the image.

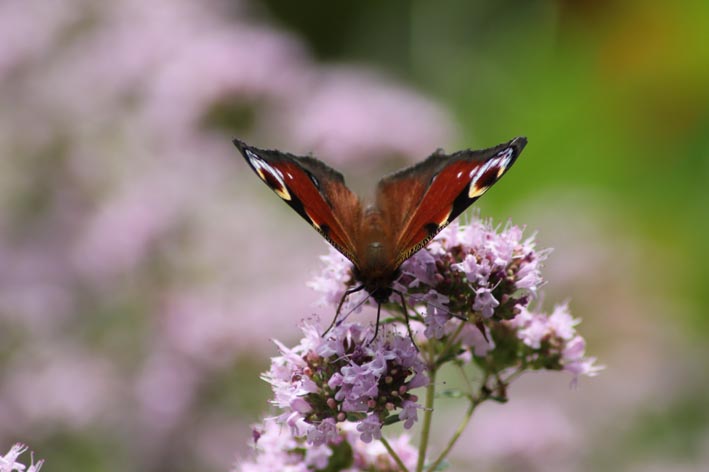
[416,364,436,472]
[379,436,408,472]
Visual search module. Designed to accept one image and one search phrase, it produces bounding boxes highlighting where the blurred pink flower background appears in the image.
[2,0,707,471]
[0,0,456,469]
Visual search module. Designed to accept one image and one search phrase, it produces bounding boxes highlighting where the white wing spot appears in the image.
[245,149,291,201]
[469,159,494,182]
[466,147,514,199]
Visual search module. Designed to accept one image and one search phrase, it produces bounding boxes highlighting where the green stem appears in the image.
[425,400,474,471]
[456,362,474,396]
[426,372,491,472]
[380,435,409,471]
[502,368,525,385]
[434,321,466,368]
[416,366,437,472]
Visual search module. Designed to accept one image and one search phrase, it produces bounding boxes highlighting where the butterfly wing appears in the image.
[376,137,527,268]
[234,139,362,265]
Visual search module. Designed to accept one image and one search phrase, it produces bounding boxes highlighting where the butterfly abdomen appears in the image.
[344,204,400,300]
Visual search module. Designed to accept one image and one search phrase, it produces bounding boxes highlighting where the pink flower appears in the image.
[237,418,322,471]
[355,414,383,443]
[263,321,426,444]
[401,219,547,325]
[548,303,579,340]
[342,422,419,470]
[0,444,44,472]
[307,247,358,308]
[306,418,339,450]
[507,304,602,381]
[235,418,419,471]
[399,400,419,429]
[513,308,550,349]
[473,287,500,318]
[458,322,496,357]
[563,336,603,379]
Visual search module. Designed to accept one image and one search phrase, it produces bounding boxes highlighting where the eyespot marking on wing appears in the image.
[424,222,440,235]
[245,149,292,201]
[467,147,515,198]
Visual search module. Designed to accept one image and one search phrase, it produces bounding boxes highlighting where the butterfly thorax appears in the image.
[351,205,400,303]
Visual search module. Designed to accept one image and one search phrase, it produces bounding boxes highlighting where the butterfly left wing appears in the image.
[376,137,527,268]
[234,139,362,265]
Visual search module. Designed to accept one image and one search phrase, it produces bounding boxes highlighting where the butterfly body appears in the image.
[234,137,527,304]
[351,211,400,302]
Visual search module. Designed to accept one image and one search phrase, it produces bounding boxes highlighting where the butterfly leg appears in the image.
[322,285,366,337]
[395,290,418,350]
[365,303,383,346]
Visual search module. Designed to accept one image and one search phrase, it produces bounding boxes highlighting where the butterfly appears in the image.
[234,137,527,339]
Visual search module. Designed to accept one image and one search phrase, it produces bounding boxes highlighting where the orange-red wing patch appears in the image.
[387,139,525,266]
[235,140,360,264]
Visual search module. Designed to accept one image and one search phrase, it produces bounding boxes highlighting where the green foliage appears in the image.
[591,390,709,470]
[321,439,354,472]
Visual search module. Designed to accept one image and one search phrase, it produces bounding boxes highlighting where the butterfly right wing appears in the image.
[234,139,362,265]
[377,137,527,268]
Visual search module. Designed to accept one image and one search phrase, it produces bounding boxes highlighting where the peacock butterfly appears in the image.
[234,137,527,336]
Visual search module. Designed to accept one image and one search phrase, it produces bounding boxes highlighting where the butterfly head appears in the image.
[352,265,401,304]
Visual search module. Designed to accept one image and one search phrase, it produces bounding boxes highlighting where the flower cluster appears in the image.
[263,322,427,445]
[249,216,601,470]
[506,304,603,380]
[398,219,548,331]
[311,218,544,329]
[236,418,418,472]
[309,218,547,337]
[309,218,600,383]
[399,220,601,381]
[443,302,606,393]
[0,444,43,472]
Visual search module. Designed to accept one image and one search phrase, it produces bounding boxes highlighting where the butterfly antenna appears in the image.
[423,299,466,321]
[422,299,488,342]
[322,285,366,337]
[330,291,375,343]
[340,290,371,324]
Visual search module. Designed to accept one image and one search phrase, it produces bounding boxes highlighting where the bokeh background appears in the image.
[1,0,708,470]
